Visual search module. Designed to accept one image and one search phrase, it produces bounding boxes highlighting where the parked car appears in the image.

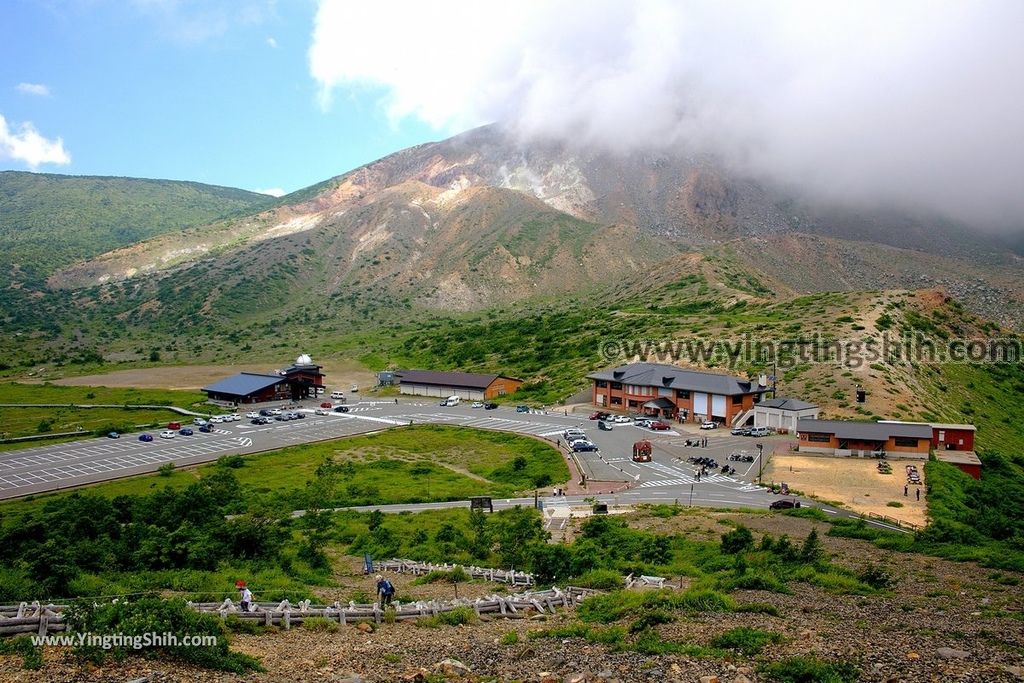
[199,424,214,433]
[275,414,291,421]
[293,412,305,419]
[251,417,269,424]
[210,416,225,424]
[259,409,272,417]
[167,421,182,430]
[749,427,771,437]
[484,402,498,410]
[330,391,345,399]
[314,408,329,416]
[334,406,350,413]
[634,419,652,429]
[515,405,530,413]
[598,421,613,431]
[193,418,208,427]
[159,430,176,439]
[648,420,670,430]
[246,411,260,419]
[769,499,801,510]
[731,426,749,436]
[589,411,610,420]
[179,427,194,436]
[107,431,120,439]
[571,440,599,452]
[564,429,587,441]
[613,415,631,424]
[268,408,282,416]
[700,421,718,430]
[139,433,153,442]
[227,414,241,422]
[320,402,333,409]
[471,401,484,408]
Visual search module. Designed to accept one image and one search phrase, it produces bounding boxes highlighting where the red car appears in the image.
[589,411,610,420]
[648,420,671,430]
[320,402,333,409]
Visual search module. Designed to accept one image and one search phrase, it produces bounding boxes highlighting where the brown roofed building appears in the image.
[395,370,523,401]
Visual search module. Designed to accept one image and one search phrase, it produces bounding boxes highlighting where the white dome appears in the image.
[296,353,312,365]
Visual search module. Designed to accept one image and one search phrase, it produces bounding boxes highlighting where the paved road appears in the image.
[0,398,909,532]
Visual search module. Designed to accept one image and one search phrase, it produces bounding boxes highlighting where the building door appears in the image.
[693,392,708,418]
[711,395,726,419]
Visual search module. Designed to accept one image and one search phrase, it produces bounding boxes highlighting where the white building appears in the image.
[753,397,819,433]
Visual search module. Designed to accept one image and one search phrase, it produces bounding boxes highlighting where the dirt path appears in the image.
[764,453,927,526]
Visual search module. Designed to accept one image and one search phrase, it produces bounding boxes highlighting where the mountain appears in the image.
[43,125,1023,332]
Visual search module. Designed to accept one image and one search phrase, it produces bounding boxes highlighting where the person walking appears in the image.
[916,488,920,501]
[904,484,908,496]
[376,574,395,607]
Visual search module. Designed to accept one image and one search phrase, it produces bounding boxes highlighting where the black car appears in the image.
[251,417,270,425]
[259,409,272,417]
[484,402,498,410]
[769,499,801,510]
[293,412,305,419]
[178,427,194,436]
[199,424,214,433]
[334,406,350,413]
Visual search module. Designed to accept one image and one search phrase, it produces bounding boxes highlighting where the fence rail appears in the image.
[374,559,534,586]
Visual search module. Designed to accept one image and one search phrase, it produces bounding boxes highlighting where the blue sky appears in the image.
[0,1,440,195]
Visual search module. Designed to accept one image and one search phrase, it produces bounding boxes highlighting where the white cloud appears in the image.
[267,36,278,48]
[16,83,51,97]
[253,187,286,197]
[309,0,1024,227]
[0,114,71,169]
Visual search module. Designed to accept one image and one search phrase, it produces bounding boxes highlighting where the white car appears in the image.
[563,429,587,441]
[246,411,260,419]
[471,401,484,408]
[700,421,718,430]
[159,430,176,439]
[613,415,631,423]
[193,418,208,427]
[314,408,329,415]
[227,414,241,422]
[210,416,225,424]
[268,408,282,416]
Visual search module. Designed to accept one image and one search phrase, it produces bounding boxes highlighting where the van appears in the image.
[330,391,344,400]
[750,427,771,438]
[441,396,461,407]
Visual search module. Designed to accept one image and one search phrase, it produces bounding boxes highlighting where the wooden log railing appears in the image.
[373,559,535,586]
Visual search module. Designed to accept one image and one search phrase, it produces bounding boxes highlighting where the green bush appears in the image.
[63,597,262,673]
[0,636,42,669]
[758,655,859,682]
[720,525,754,555]
[573,569,624,590]
[416,606,477,627]
[711,627,782,656]
[499,631,519,646]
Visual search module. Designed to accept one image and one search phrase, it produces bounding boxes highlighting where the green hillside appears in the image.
[0,171,273,326]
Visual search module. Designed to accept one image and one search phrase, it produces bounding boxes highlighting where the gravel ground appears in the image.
[2,511,1021,683]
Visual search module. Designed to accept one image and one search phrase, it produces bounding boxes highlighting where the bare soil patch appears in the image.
[764,453,927,526]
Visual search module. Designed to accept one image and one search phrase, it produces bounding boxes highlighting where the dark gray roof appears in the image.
[644,397,676,409]
[587,362,765,396]
[759,397,818,411]
[281,363,322,375]
[797,419,932,440]
[203,372,284,396]
[395,370,519,390]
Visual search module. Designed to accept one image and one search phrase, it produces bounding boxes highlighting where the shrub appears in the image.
[721,526,754,555]
[157,462,175,477]
[574,569,625,590]
[858,564,897,590]
[629,608,675,633]
[302,616,340,632]
[63,597,262,673]
[0,636,42,669]
[758,655,859,682]
[499,631,519,646]
[734,602,782,617]
[417,606,477,627]
[711,627,783,656]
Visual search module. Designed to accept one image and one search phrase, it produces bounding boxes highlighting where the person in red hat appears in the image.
[237,581,252,612]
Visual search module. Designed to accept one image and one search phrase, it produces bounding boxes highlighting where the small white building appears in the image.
[754,397,819,433]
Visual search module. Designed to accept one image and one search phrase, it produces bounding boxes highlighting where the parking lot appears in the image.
[0,399,781,504]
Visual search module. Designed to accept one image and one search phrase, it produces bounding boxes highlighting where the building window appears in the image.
[731,395,743,405]
[805,433,831,443]
[894,437,920,447]
[611,382,622,390]
[675,389,690,399]
[596,380,608,388]
[627,400,638,408]
[610,396,622,405]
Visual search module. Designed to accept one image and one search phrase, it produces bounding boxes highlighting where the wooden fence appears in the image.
[373,559,534,586]
[0,586,597,637]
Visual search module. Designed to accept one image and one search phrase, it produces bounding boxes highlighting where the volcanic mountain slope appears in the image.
[42,124,1024,330]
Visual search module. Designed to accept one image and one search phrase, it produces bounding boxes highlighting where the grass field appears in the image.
[0,382,215,439]
[0,425,570,515]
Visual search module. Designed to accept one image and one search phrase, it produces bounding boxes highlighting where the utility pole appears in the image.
[689,483,694,507]
[757,443,764,483]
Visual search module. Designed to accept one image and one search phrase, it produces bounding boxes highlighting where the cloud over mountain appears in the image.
[310,0,1024,228]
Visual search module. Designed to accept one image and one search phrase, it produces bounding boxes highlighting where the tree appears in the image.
[799,528,825,565]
